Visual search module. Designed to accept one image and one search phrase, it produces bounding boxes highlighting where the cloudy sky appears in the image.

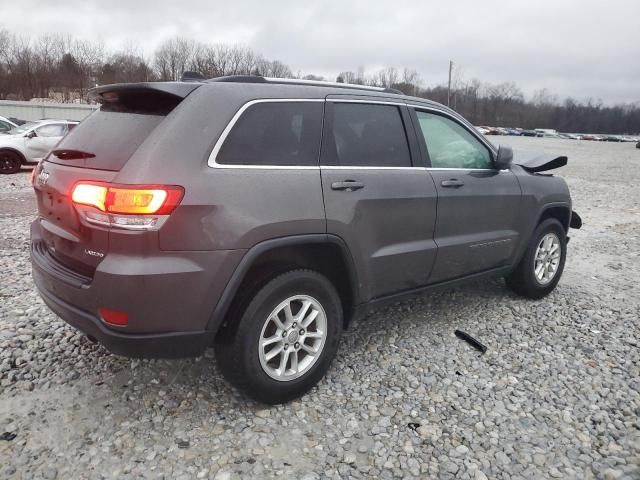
[3,0,639,104]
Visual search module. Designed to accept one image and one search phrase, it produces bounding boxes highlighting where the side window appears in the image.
[326,103,411,167]
[36,124,67,138]
[0,120,12,133]
[415,111,493,169]
[217,102,323,166]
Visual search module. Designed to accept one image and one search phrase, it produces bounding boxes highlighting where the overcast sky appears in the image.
[3,0,639,104]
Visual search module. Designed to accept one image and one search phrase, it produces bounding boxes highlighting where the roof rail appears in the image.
[207,75,404,95]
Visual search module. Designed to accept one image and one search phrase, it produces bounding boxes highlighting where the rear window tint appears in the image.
[217,102,323,166]
[324,103,411,167]
[46,111,164,171]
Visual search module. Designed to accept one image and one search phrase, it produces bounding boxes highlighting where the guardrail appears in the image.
[0,100,97,122]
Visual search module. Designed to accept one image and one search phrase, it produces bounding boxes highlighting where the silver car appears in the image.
[0,119,78,174]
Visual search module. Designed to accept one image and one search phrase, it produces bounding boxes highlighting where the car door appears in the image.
[410,107,522,283]
[25,123,68,161]
[320,99,438,301]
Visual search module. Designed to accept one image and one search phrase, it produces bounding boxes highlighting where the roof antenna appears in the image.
[181,71,206,82]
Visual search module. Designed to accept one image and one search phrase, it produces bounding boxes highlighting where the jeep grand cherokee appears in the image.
[30,76,581,404]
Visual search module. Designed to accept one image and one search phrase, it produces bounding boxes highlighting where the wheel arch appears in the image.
[537,203,572,233]
[208,234,361,338]
[0,147,27,164]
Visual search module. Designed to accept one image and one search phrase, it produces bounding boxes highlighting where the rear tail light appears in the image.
[71,182,184,231]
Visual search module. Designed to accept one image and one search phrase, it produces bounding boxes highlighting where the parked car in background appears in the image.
[605,135,622,142]
[476,126,490,135]
[535,129,559,137]
[559,133,583,140]
[636,141,640,149]
[0,119,78,174]
[30,76,581,403]
[0,115,18,134]
[521,130,538,137]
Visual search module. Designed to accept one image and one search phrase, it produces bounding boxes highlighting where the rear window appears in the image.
[46,112,163,171]
[216,101,323,167]
[46,90,182,171]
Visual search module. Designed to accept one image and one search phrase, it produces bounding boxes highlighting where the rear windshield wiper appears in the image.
[52,149,96,160]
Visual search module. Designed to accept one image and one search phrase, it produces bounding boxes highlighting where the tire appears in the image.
[0,150,22,174]
[506,218,567,299]
[215,269,342,404]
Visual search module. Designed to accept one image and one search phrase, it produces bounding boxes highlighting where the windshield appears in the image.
[8,122,38,135]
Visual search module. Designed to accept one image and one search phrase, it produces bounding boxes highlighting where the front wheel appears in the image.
[506,218,567,299]
[215,269,342,404]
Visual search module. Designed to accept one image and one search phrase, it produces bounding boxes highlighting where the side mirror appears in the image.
[495,145,513,170]
[25,130,36,139]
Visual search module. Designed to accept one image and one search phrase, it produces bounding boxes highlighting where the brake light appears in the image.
[71,183,183,215]
[72,183,107,211]
[71,182,184,231]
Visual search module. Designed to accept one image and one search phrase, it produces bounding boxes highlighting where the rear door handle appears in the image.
[441,179,464,188]
[331,180,365,191]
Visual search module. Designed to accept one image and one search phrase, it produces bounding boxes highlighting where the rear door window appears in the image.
[36,124,67,137]
[216,101,323,166]
[324,103,412,167]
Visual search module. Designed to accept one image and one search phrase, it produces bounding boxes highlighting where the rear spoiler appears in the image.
[89,82,200,102]
[512,151,568,173]
[88,82,201,115]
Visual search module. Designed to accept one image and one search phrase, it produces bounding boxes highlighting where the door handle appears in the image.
[331,180,365,191]
[441,179,464,188]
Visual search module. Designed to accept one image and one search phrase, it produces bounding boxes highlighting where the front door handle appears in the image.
[331,180,365,191]
[441,179,464,188]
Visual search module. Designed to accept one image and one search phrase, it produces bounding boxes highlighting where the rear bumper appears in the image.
[30,218,243,358]
[34,275,213,358]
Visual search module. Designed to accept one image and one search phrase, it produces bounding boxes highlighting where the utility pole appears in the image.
[447,60,453,107]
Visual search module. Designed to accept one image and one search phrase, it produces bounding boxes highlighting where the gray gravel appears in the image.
[1,137,640,479]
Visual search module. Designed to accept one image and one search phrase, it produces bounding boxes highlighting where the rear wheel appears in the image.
[506,218,567,299]
[0,151,22,174]
[215,269,342,404]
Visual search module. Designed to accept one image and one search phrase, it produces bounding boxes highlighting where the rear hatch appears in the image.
[32,82,199,279]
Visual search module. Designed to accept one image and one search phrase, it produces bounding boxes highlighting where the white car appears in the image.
[0,115,18,134]
[0,119,79,174]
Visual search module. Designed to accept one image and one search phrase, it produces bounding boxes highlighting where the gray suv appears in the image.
[30,76,581,404]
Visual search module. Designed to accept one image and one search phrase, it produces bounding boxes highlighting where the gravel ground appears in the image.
[1,137,639,479]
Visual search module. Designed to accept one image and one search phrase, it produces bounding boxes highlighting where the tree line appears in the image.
[1,29,638,134]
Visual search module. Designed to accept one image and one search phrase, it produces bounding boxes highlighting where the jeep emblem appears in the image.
[38,170,50,185]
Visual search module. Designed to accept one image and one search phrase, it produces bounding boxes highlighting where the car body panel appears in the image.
[427,169,522,282]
